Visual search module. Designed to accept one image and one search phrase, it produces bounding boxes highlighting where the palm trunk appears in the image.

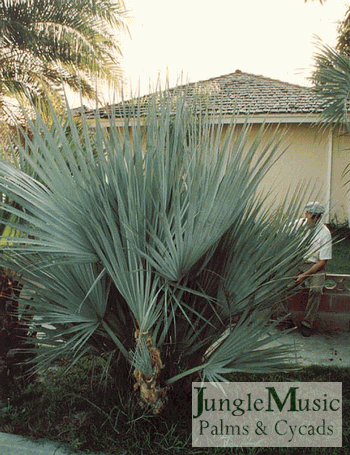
[133,329,170,414]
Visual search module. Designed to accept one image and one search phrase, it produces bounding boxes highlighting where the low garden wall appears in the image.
[287,274,350,332]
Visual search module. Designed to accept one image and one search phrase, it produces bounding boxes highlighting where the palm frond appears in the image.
[312,39,350,129]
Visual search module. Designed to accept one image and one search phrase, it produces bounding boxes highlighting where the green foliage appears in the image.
[312,40,350,129]
[335,6,350,57]
[0,268,37,394]
[0,0,129,130]
[0,90,314,412]
[327,225,350,274]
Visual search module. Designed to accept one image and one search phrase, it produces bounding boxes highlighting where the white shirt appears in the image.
[305,221,332,263]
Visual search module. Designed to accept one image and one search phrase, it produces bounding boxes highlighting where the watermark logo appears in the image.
[192,382,342,447]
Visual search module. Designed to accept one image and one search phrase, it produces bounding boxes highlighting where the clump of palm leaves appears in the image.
[0,90,311,413]
[0,0,129,122]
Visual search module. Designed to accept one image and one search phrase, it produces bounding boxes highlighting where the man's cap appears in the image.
[305,201,325,215]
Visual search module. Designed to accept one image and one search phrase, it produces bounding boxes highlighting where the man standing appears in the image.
[295,201,332,337]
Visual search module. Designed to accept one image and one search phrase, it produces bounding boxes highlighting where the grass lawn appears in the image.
[0,358,349,455]
[327,226,350,274]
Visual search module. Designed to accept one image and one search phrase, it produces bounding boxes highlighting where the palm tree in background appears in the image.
[310,6,350,186]
[311,2,350,128]
[312,41,350,129]
[0,0,129,129]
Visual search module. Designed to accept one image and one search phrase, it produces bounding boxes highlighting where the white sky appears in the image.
[112,0,349,100]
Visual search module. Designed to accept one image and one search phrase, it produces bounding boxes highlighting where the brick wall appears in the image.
[287,274,350,332]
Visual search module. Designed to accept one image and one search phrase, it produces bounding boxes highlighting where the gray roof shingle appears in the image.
[83,70,326,119]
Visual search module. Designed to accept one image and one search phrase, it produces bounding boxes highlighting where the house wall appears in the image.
[218,123,329,220]
[274,124,350,225]
[331,129,350,225]
[262,124,330,217]
[222,122,349,225]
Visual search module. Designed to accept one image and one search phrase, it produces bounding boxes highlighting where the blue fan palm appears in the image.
[0,91,311,413]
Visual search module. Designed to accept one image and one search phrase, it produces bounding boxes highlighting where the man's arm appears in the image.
[295,260,328,285]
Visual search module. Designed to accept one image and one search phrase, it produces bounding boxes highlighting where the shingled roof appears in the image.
[83,70,326,121]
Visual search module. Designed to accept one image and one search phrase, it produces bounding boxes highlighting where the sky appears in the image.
[104,0,350,102]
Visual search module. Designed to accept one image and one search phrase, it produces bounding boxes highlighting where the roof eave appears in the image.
[85,112,324,128]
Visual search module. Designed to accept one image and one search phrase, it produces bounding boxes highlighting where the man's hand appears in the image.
[295,260,327,285]
[295,273,307,285]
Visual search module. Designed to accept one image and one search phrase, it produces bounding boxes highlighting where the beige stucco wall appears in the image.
[270,124,350,225]
[260,124,330,219]
[225,122,349,225]
[331,129,350,225]
[218,123,329,221]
